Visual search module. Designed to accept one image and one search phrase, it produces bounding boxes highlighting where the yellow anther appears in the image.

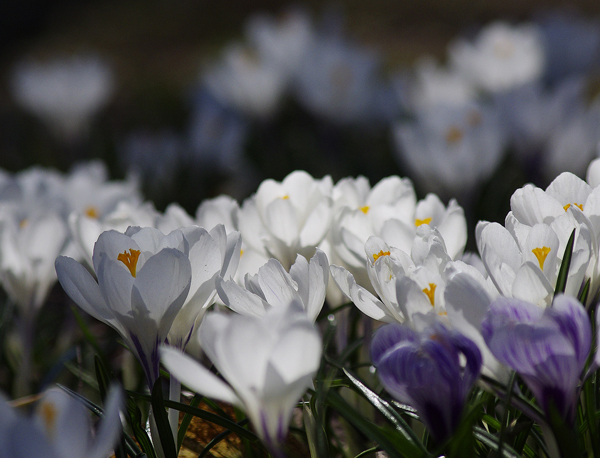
[118,249,141,277]
[563,203,583,212]
[19,219,28,229]
[41,402,57,436]
[532,246,551,271]
[423,283,437,306]
[415,217,432,227]
[281,195,289,200]
[438,311,448,316]
[85,206,99,218]
[360,206,370,214]
[445,126,463,144]
[373,250,390,261]
[240,249,244,258]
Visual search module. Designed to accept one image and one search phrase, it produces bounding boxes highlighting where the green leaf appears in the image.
[472,427,520,458]
[150,378,177,458]
[342,368,427,455]
[94,355,111,402]
[128,390,260,443]
[326,389,427,458]
[547,400,582,458]
[176,393,202,452]
[579,278,591,306]
[198,418,250,458]
[126,396,156,458]
[554,228,576,296]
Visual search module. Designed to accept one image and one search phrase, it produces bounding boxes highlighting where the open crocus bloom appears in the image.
[481,294,592,425]
[371,322,482,443]
[0,385,122,458]
[56,228,192,385]
[161,300,321,454]
[216,248,328,321]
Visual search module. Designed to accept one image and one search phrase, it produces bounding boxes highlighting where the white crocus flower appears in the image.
[0,209,69,315]
[203,43,288,118]
[161,300,321,455]
[239,170,333,270]
[56,228,191,385]
[449,21,545,93]
[331,228,453,325]
[216,249,328,321]
[0,385,123,458]
[168,224,241,348]
[10,55,114,142]
[476,214,591,306]
[245,8,314,78]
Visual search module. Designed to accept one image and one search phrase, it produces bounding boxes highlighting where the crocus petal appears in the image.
[161,347,241,405]
[216,276,269,317]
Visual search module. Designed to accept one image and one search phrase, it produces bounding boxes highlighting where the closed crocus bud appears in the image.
[371,322,482,443]
[482,294,592,426]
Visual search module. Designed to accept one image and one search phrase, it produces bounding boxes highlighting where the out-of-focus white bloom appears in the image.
[196,195,239,234]
[11,55,114,141]
[0,385,123,458]
[331,227,455,325]
[294,36,385,123]
[187,90,248,173]
[408,56,476,109]
[0,209,69,314]
[543,99,600,180]
[449,22,545,93]
[56,228,192,385]
[217,249,328,321]
[119,130,184,189]
[239,170,333,270]
[245,9,314,78]
[393,102,506,198]
[537,10,600,81]
[587,158,600,188]
[203,43,287,118]
[495,78,585,161]
[161,300,321,454]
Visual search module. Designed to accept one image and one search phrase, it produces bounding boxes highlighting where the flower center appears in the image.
[423,283,437,306]
[360,206,370,214]
[532,247,551,271]
[118,249,141,277]
[85,205,99,218]
[415,217,432,227]
[373,250,390,261]
[40,402,57,437]
[281,195,289,200]
[445,126,463,144]
[563,203,583,212]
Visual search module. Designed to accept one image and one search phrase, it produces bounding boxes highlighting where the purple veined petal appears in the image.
[371,323,418,365]
[444,328,483,393]
[548,294,591,370]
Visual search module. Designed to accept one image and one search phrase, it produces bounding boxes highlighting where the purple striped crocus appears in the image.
[481,294,592,425]
[371,322,482,442]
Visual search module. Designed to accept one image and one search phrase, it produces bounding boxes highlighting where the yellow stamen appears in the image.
[415,217,432,227]
[373,250,390,261]
[423,283,437,306]
[445,126,463,144]
[281,195,289,200]
[41,402,57,436]
[240,249,244,258]
[438,311,448,316]
[563,203,583,212]
[118,249,141,277]
[85,206,99,218]
[360,206,370,214]
[532,247,551,271]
